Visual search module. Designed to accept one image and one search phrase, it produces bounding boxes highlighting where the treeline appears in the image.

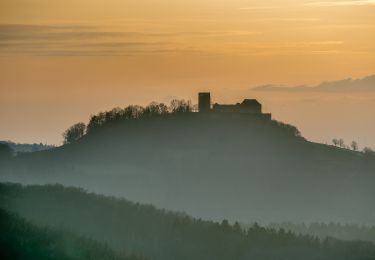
[331,138,375,156]
[62,99,303,144]
[87,100,193,133]
[0,208,144,260]
[272,120,302,138]
[1,183,375,260]
[0,141,54,156]
[269,222,375,244]
[63,100,193,144]
[0,141,55,162]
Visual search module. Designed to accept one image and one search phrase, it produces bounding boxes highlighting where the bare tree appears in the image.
[143,102,168,117]
[123,105,144,119]
[350,141,358,151]
[338,138,345,148]
[169,99,193,113]
[332,139,339,146]
[363,147,375,156]
[363,147,373,152]
[63,122,86,144]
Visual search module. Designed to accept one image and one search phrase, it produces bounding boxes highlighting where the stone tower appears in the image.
[198,92,211,112]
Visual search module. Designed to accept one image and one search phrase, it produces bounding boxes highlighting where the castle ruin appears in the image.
[198,92,271,120]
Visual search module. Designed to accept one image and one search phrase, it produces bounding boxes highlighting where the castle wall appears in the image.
[212,104,262,114]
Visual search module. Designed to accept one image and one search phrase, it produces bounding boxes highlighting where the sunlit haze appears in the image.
[1,0,374,146]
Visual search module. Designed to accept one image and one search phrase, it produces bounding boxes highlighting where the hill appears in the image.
[1,111,375,224]
[0,208,142,260]
[0,140,54,154]
[2,183,375,260]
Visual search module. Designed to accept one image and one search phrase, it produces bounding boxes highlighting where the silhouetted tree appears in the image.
[338,139,345,148]
[274,121,302,137]
[143,102,168,117]
[270,221,375,244]
[63,122,86,144]
[350,141,358,151]
[363,147,375,157]
[332,139,339,146]
[125,105,144,119]
[169,99,193,113]
[85,100,193,133]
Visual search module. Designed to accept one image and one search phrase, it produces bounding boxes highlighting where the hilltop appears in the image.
[1,96,375,224]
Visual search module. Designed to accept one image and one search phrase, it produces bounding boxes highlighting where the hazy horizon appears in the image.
[1,75,375,148]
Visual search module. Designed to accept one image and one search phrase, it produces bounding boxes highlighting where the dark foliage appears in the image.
[86,100,193,134]
[272,120,302,138]
[84,102,300,138]
[0,208,143,260]
[268,222,375,244]
[1,183,375,260]
[63,122,86,144]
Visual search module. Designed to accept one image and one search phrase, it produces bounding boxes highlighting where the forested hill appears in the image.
[2,109,375,224]
[0,140,54,154]
[1,183,375,260]
[0,208,142,260]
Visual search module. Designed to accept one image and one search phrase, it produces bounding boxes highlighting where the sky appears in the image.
[0,0,374,147]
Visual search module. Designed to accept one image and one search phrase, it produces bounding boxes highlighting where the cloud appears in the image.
[252,75,375,93]
[0,24,260,56]
[0,24,171,41]
[304,0,375,7]
[0,24,145,55]
[0,24,205,56]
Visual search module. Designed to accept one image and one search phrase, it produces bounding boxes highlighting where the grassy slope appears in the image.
[1,183,375,260]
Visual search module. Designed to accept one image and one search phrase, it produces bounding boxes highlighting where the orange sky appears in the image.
[0,0,374,147]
